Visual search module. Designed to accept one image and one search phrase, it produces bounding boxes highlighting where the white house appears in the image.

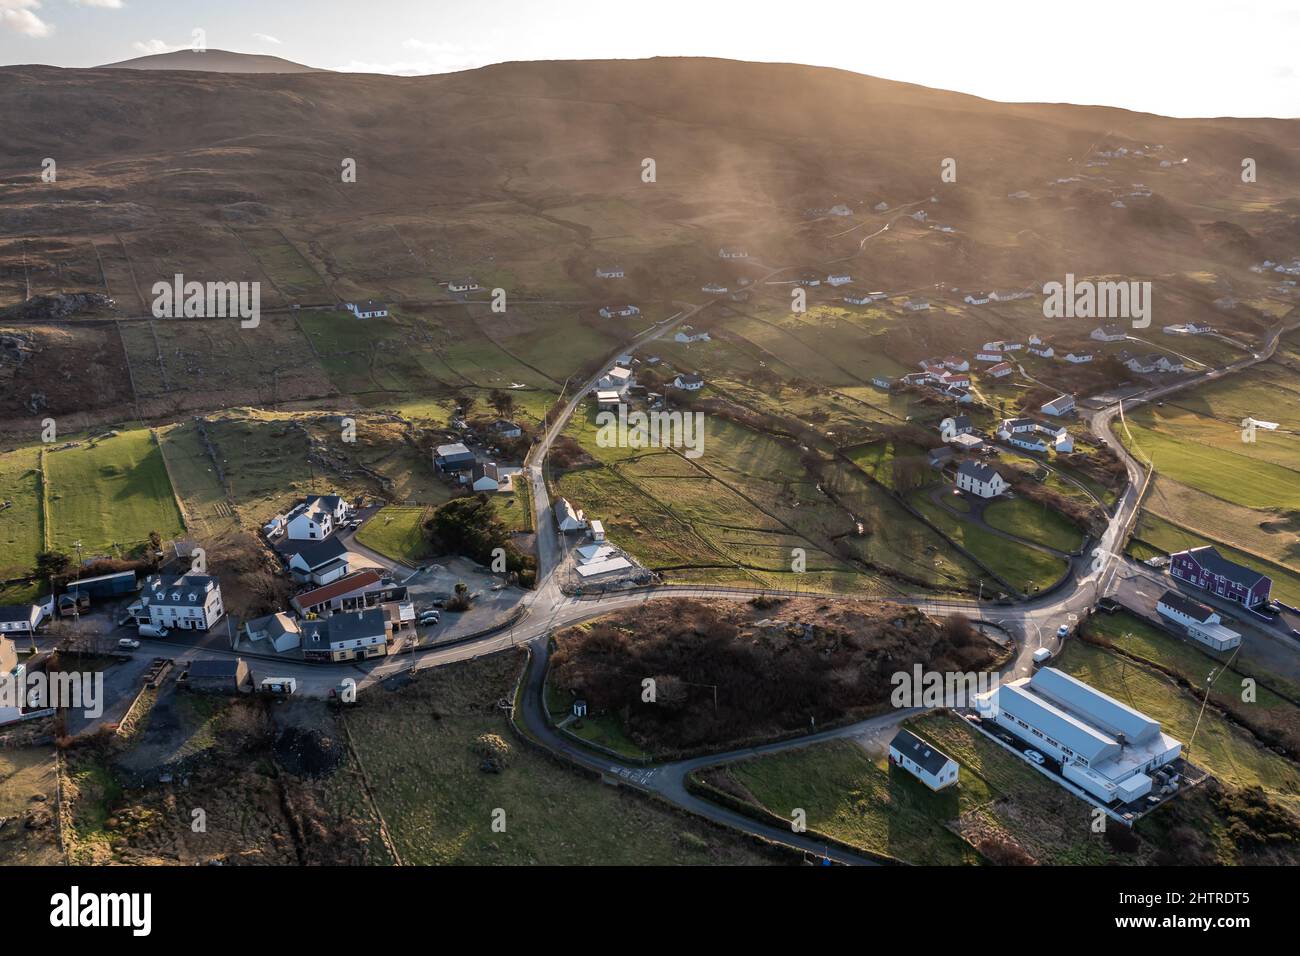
[1028,344,1055,358]
[555,497,588,533]
[470,462,501,492]
[1040,394,1076,417]
[598,366,634,394]
[701,282,729,294]
[975,349,1003,363]
[244,612,303,654]
[956,460,1009,498]
[1053,432,1074,454]
[904,299,931,312]
[719,247,749,259]
[1008,434,1048,453]
[975,668,1182,805]
[986,362,1014,379]
[998,418,1037,436]
[963,292,990,305]
[129,574,224,632]
[283,536,352,586]
[943,356,970,372]
[1091,324,1127,342]
[494,420,523,439]
[595,266,624,279]
[673,373,704,391]
[1155,590,1242,651]
[826,274,852,286]
[990,290,1032,302]
[599,304,641,318]
[889,728,959,791]
[285,494,350,541]
[674,328,711,344]
[1063,352,1094,364]
[1125,354,1158,373]
[828,203,852,216]
[346,299,389,319]
[448,278,480,293]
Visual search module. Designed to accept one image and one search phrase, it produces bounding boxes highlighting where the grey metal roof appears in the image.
[141,574,218,608]
[188,659,242,679]
[890,729,953,775]
[957,460,999,483]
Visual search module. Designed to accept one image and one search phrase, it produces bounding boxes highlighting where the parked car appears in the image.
[1025,750,1046,765]
[418,611,440,626]
[118,638,141,650]
[1056,624,1070,638]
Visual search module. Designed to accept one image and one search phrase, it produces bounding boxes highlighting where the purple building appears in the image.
[1169,546,1271,609]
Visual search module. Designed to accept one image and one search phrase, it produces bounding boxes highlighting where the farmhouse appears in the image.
[129,574,224,632]
[301,607,390,663]
[1091,324,1127,342]
[435,443,476,471]
[903,299,931,312]
[1124,354,1158,373]
[1156,590,1242,651]
[673,373,704,391]
[448,278,480,293]
[1169,546,1271,609]
[963,292,990,305]
[599,304,641,318]
[0,604,41,635]
[345,299,389,319]
[285,494,349,541]
[555,498,588,533]
[1040,394,1076,417]
[975,667,1182,805]
[1028,344,1055,358]
[674,327,711,343]
[595,266,625,279]
[955,460,1009,498]
[1063,352,1094,364]
[889,729,959,791]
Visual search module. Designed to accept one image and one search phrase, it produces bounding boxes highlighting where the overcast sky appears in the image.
[1,0,1297,118]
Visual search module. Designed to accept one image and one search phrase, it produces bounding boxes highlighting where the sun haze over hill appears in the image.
[98,49,326,74]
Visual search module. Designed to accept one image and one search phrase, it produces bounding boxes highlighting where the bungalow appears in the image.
[998,418,1037,437]
[595,266,625,279]
[844,293,876,306]
[975,349,1003,363]
[1154,355,1185,373]
[555,498,588,533]
[598,304,641,318]
[1091,324,1127,342]
[719,247,749,259]
[945,415,974,436]
[871,376,894,391]
[1125,354,1158,374]
[945,386,974,404]
[285,494,349,541]
[826,274,852,286]
[448,278,480,293]
[963,292,990,305]
[1155,590,1242,651]
[345,299,389,319]
[470,462,501,492]
[1063,351,1094,364]
[1169,546,1271,609]
[903,299,931,312]
[986,362,1015,379]
[494,420,523,439]
[1002,342,1024,352]
[598,366,634,394]
[128,574,224,632]
[244,612,303,654]
[435,443,476,471]
[674,373,705,391]
[940,371,971,387]
[796,274,821,287]
[943,356,970,372]
[701,282,729,294]
[956,460,1009,498]
[301,607,390,663]
[674,328,711,344]
[283,537,352,586]
[1008,434,1048,453]
[1028,344,1055,358]
[0,604,41,635]
[902,371,935,387]
[1040,394,1076,417]
[889,729,959,791]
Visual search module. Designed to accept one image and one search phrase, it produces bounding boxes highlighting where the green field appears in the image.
[0,445,44,578]
[354,505,434,564]
[44,429,185,557]
[984,497,1084,552]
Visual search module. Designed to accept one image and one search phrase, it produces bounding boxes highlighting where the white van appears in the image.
[138,624,169,639]
[1032,647,1052,665]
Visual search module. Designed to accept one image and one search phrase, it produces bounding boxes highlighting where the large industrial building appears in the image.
[976,667,1181,805]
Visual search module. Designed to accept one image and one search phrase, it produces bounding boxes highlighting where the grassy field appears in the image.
[0,444,44,578]
[344,652,773,865]
[0,745,61,865]
[355,505,434,563]
[721,738,985,864]
[984,497,1084,552]
[44,428,186,557]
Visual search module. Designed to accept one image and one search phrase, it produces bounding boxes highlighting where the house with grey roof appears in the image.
[889,729,959,791]
[128,574,225,632]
